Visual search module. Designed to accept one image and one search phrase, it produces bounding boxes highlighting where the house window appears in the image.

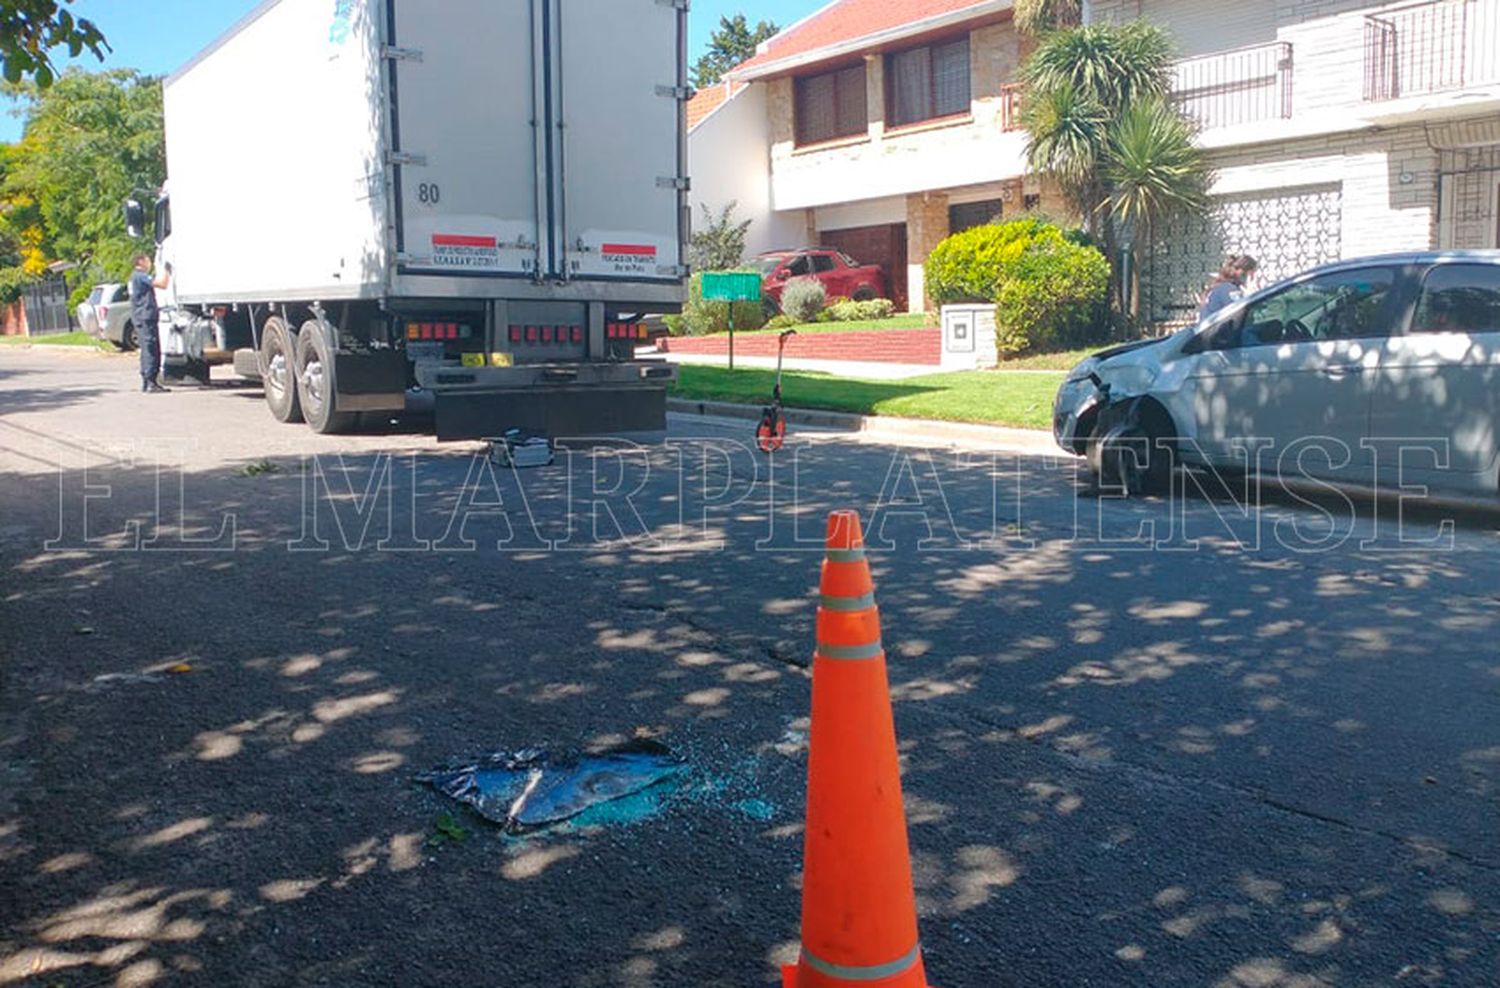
[795,64,867,145]
[949,199,1003,233]
[887,37,970,127]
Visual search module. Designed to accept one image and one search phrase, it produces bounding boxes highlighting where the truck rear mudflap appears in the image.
[418,361,677,441]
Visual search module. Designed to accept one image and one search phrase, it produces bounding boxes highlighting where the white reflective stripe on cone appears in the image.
[801,943,922,982]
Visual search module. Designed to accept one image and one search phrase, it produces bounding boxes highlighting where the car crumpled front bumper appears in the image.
[1052,373,1105,456]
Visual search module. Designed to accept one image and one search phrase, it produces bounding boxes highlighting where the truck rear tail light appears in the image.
[607,323,620,339]
[637,324,648,340]
[572,326,583,343]
[525,326,538,342]
[509,325,522,343]
[541,326,554,343]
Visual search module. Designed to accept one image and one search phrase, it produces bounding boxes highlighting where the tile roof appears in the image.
[686,80,745,131]
[734,0,1002,77]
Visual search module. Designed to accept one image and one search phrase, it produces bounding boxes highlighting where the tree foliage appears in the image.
[0,0,108,87]
[689,201,752,272]
[691,14,778,89]
[1013,0,1082,37]
[0,69,164,296]
[1018,22,1209,322]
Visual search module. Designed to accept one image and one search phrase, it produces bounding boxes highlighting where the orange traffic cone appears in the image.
[782,510,935,988]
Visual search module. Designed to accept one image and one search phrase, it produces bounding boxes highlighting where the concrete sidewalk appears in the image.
[648,349,937,380]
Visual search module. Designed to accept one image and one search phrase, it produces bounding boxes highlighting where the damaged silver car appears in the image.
[1054,252,1500,497]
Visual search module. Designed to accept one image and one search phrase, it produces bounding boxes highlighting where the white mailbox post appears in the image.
[940,304,997,371]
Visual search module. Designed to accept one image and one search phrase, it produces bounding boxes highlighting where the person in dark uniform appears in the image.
[129,252,171,393]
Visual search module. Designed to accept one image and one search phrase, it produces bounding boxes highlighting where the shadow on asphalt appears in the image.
[0,438,1497,986]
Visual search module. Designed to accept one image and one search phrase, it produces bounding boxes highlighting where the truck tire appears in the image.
[260,316,303,423]
[852,284,876,302]
[296,320,356,435]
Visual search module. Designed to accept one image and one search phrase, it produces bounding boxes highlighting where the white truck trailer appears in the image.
[137,0,686,438]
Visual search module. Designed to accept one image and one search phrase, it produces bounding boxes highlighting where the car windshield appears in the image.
[752,256,787,275]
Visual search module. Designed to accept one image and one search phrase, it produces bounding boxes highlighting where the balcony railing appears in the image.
[998,43,1293,137]
[1171,41,1294,129]
[1364,0,1500,101]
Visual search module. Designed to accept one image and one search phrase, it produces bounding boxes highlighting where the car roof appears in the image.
[1300,250,1500,275]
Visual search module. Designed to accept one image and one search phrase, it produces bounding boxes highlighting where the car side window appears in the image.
[109,285,127,303]
[811,254,836,273]
[1183,314,1243,354]
[1239,267,1396,347]
[786,256,813,277]
[1411,264,1500,335]
[838,251,860,268]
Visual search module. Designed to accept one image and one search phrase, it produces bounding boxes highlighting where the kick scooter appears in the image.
[756,329,796,454]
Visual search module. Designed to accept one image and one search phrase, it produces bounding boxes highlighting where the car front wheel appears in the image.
[1089,401,1176,497]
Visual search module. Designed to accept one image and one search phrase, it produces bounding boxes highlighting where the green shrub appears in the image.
[827,298,896,322]
[668,271,769,336]
[780,276,826,323]
[924,217,1073,306]
[67,281,93,312]
[763,313,801,331]
[993,240,1110,354]
[0,268,35,306]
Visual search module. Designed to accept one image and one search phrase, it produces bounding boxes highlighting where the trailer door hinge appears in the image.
[381,45,423,62]
[656,84,691,99]
[657,176,690,190]
[387,151,427,168]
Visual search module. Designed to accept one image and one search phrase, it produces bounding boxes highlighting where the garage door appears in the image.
[1146,183,1343,326]
[820,224,909,312]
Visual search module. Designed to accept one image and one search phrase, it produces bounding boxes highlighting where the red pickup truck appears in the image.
[753,248,887,312]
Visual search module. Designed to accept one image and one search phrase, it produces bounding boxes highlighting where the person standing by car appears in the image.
[1198,255,1259,322]
[129,253,171,393]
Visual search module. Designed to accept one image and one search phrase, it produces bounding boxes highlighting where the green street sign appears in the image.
[701,271,762,302]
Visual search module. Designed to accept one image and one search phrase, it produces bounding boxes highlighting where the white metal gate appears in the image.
[1146,184,1343,325]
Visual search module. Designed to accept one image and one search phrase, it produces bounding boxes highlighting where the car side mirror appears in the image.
[124,199,145,239]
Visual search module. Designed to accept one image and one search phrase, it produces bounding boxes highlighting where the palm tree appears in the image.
[1104,95,1210,318]
[1018,22,1209,324]
[1013,0,1082,36]
[1021,23,1174,144]
[1019,83,1109,231]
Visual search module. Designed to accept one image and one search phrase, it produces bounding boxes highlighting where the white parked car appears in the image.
[1054,252,1500,497]
[76,283,136,350]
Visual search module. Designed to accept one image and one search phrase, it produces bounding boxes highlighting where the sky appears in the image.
[0,0,826,142]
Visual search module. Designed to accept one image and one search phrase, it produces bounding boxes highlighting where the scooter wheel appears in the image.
[755,410,787,454]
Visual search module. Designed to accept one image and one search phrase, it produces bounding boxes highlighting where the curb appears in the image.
[667,398,1060,454]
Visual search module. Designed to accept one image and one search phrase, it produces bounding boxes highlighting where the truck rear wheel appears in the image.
[296,320,356,435]
[260,317,302,423]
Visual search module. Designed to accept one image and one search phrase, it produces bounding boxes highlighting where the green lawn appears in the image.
[996,346,1099,371]
[0,331,113,352]
[672,365,1063,431]
[725,313,932,336]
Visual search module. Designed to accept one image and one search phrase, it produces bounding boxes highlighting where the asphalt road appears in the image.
[1,347,1497,987]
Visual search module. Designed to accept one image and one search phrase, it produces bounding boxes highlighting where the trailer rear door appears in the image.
[388,0,544,278]
[554,0,685,283]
